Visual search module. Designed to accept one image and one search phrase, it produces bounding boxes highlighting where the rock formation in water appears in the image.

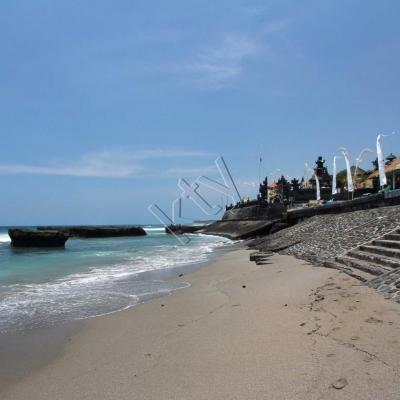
[37,226,147,238]
[8,229,69,247]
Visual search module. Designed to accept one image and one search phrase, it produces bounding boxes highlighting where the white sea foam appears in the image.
[0,234,231,332]
[0,233,11,243]
[144,227,166,233]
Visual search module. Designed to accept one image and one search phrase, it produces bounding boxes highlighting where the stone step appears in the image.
[359,245,400,260]
[347,249,400,269]
[385,233,400,241]
[336,256,389,276]
[368,269,400,290]
[323,261,372,282]
[373,239,400,250]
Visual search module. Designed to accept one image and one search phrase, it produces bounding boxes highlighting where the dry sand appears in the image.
[2,249,400,399]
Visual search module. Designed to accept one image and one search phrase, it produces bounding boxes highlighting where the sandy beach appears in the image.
[2,248,400,400]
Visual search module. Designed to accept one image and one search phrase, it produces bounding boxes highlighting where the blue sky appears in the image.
[1,0,399,225]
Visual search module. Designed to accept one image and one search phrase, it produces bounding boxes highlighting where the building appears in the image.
[362,157,400,190]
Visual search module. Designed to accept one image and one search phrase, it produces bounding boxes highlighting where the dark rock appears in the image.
[166,225,202,234]
[8,229,68,247]
[37,226,146,238]
[199,219,281,240]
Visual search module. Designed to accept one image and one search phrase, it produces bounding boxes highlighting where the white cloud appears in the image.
[87,18,293,91]
[239,180,259,188]
[0,163,142,178]
[126,148,211,159]
[0,148,211,178]
[169,20,292,89]
[180,34,260,88]
[165,165,217,177]
[260,18,293,36]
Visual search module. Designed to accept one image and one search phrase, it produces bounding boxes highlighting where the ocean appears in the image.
[0,226,232,333]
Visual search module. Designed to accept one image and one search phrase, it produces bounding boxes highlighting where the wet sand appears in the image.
[2,249,400,399]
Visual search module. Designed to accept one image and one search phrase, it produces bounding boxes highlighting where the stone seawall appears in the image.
[251,205,400,263]
[249,205,400,304]
[222,203,285,221]
[287,191,400,222]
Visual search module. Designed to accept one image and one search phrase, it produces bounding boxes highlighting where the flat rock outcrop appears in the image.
[199,219,281,240]
[8,229,69,247]
[166,225,202,234]
[37,226,147,238]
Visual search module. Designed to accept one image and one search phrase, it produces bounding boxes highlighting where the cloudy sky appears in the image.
[0,0,399,225]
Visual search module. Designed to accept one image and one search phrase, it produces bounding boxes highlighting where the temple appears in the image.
[309,156,332,188]
[225,153,400,216]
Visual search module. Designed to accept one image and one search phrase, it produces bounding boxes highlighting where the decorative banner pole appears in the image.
[377,133,395,189]
[354,148,373,184]
[315,172,321,201]
[305,163,320,201]
[304,163,311,185]
[339,147,353,198]
[332,155,340,196]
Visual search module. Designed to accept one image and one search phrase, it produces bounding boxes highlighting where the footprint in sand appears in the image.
[331,378,348,390]
[365,317,383,324]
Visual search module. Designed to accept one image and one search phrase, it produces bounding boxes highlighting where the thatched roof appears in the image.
[367,157,400,179]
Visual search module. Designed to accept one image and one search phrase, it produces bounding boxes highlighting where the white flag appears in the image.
[332,156,338,195]
[340,149,353,193]
[315,173,321,201]
[377,134,387,187]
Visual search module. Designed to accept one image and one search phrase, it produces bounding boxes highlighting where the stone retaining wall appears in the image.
[251,205,400,263]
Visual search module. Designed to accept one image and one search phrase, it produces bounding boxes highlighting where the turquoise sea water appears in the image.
[0,226,231,333]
